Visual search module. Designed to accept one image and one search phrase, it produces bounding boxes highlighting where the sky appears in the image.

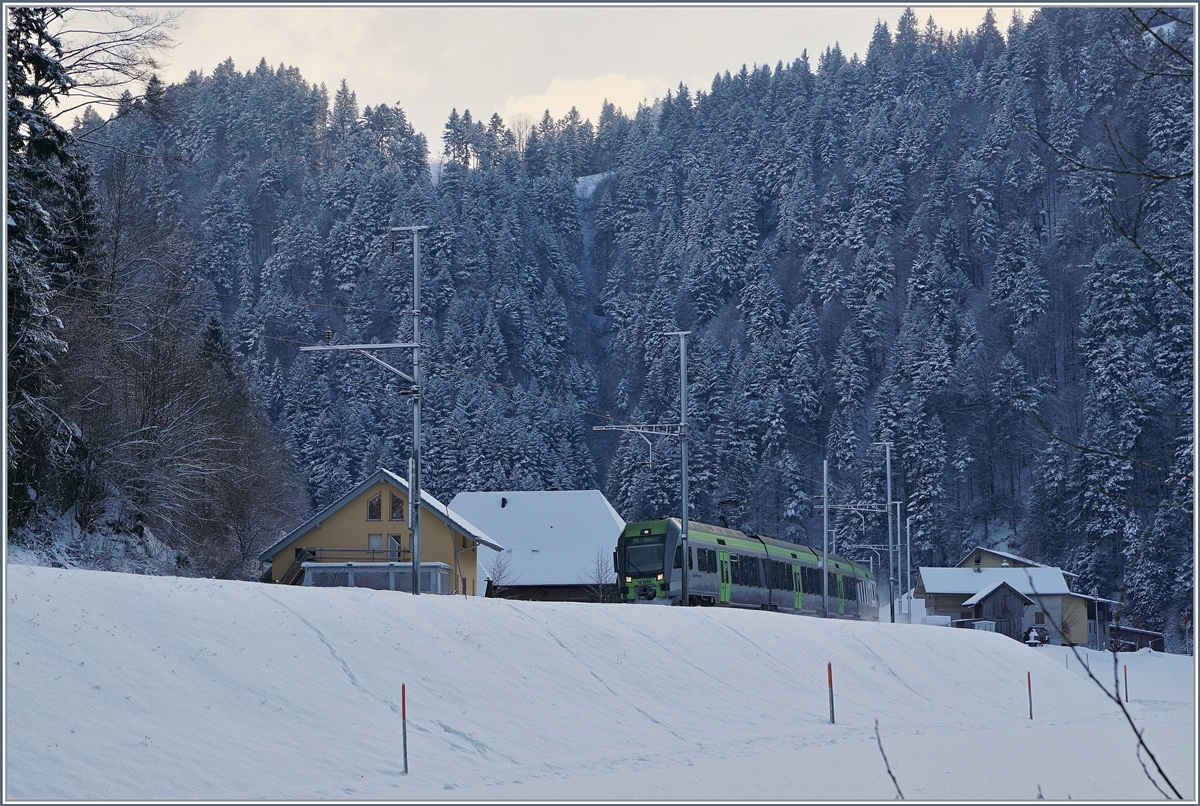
[106,4,1034,152]
[6,561,1194,800]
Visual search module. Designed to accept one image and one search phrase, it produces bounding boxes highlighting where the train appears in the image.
[615,517,879,620]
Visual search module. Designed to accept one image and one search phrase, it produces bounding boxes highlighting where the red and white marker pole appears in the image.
[1027,671,1033,720]
[402,683,409,774]
[827,662,835,725]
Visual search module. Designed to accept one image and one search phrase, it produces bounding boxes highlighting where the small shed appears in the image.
[960,581,1037,641]
[1109,624,1166,652]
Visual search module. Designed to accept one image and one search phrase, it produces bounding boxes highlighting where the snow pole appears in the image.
[1027,672,1033,720]
[1124,664,1128,703]
[402,684,409,774]
[827,662,835,725]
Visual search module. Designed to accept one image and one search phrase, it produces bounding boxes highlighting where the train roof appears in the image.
[665,518,871,575]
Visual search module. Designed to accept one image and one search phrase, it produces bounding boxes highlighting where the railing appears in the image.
[281,548,315,585]
[279,547,414,585]
[303,547,413,564]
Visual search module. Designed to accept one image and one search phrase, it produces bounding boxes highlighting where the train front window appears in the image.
[625,536,665,577]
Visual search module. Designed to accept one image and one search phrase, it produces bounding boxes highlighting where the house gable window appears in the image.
[390,492,405,521]
[367,493,382,521]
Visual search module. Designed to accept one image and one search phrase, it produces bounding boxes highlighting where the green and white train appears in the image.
[616,517,879,619]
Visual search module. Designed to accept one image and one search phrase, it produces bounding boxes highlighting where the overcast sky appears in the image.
[99,5,1032,151]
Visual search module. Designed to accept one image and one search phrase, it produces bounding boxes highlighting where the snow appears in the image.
[5,564,1195,801]
[448,490,623,588]
[919,565,1072,596]
[575,172,609,199]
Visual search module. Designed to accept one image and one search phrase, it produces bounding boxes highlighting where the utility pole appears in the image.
[823,459,829,618]
[396,226,427,595]
[669,331,690,609]
[893,501,902,619]
[594,331,691,606]
[906,515,913,620]
[300,224,427,594]
[875,441,895,624]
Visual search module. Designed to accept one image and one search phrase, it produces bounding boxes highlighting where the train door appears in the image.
[837,575,845,615]
[793,565,803,611]
[717,550,731,604]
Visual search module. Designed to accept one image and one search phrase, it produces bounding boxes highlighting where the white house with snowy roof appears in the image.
[447,490,625,601]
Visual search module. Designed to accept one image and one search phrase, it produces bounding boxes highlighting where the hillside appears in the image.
[5,565,1193,800]
[8,8,1192,638]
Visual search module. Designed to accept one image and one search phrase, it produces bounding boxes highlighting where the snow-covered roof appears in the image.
[259,469,502,562]
[961,580,1037,607]
[918,567,1071,597]
[448,490,625,587]
[954,546,1080,578]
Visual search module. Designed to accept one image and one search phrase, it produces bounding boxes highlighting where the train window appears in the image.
[674,545,682,569]
[729,554,759,587]
[844,577,858,602]
[697,548,717,574]
[767,559,792,591]
[748,557,761,587]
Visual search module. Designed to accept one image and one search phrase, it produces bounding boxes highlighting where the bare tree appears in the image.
[49,7,179,120]
[580,544,619,603]
[484,549,518,597]
[508,112,533,157]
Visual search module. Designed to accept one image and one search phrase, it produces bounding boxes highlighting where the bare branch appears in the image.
[875,719,904,799]
[1024,570,1182,798]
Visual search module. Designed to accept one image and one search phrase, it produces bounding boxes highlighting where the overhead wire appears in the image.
[47,269,861,500]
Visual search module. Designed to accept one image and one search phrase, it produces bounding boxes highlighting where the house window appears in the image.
[367,493,381,521]
[368,534,383,551]
[388,535,402,554]
[1035,611,1045,625]
[390,492,404,521]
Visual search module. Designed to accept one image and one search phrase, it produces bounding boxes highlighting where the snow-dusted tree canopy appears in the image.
[7,8,1192,643]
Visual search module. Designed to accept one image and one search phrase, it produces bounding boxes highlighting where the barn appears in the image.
[957,580,1037,640]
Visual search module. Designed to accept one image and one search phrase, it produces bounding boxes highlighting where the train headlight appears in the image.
[657,573,664,581]
[625,576,631,583]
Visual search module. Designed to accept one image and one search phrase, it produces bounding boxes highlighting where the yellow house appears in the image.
[953,546,1116,647]
[259,468,501,595]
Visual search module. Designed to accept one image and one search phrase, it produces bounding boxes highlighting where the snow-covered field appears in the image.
[5,564,1194,801]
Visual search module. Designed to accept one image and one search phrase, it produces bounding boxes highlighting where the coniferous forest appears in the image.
[6,8,1193,646]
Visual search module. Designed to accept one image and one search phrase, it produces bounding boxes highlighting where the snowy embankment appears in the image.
[6,565,1194,801]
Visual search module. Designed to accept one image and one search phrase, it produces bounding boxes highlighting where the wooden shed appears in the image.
[959,580,1037,641]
